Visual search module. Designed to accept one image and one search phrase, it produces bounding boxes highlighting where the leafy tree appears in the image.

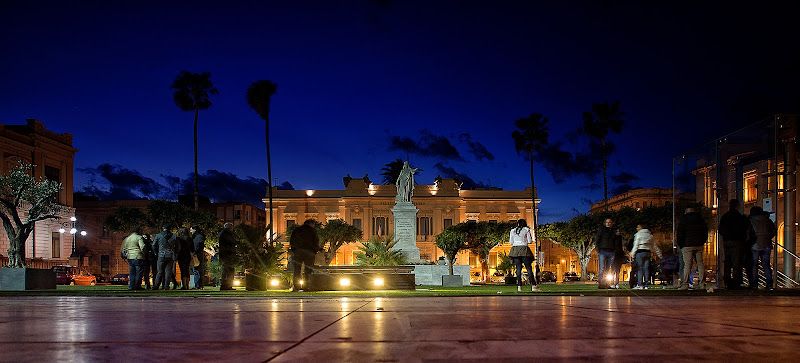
[0,162,68,268]
[458,221,515,282]
[170,71,219,210]
[512,113,550,234]
[354,234,407,266]
[539,214,603,281]
[582,101,625,211]
[246,80,279,240]
[435,226,467,275]
[318,219,362,265]
[380,159,422,185]
[495,252,513,276]
[104,200,221,249]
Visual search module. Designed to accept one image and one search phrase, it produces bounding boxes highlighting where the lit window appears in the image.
[743,170,757,202]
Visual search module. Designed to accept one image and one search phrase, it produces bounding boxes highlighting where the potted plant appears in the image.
[495,252,516,285]
[233,224,288,291]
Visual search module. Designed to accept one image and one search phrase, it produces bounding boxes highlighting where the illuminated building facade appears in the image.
[269,177,538,278]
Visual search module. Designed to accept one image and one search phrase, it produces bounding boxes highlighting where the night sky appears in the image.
[2,1,798,223]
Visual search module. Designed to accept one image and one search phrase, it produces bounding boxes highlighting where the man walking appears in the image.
[190,225,206,289]
[152,224,178,290]
[677,207,708,290]
[718,199,754,289]
[594,218,622,289]
[122,227,146,290]
[218,222,236,290]
[290,219,320,292]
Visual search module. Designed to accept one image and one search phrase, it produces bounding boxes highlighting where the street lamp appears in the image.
[60,216,87,258]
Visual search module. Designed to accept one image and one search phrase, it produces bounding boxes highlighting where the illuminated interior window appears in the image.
[743,170,757,202]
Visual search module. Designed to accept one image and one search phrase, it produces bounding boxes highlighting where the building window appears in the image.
[443,219,453,230]
[234,209,242,220]
[743,170,757,202]
[417,217,431,236]
[101,255,110,274]
[51,232,60,258]
[102,227,110,238]
[45,166,61,202]
[247,210,251,221]
[352,218,362,231]
[286,220,296,230]
[373,217,387,235]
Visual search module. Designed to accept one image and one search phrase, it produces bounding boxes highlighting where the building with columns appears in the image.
[0,119,78,265]
[269,176,538,278]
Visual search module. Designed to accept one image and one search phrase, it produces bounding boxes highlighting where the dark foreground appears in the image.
[0,294,797,362]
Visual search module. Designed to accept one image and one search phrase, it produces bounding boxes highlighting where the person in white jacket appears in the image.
[631,224,662,289]
[508,219,541,292]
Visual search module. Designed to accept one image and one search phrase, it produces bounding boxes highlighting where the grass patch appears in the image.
[1,283,797,297]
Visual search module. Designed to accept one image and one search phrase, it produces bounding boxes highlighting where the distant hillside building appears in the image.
[589,187,694,214]
[0,119,78,265]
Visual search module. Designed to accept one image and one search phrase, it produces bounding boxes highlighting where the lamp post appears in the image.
[59,216,87,258]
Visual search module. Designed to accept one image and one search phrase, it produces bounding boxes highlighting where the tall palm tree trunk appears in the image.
[266,116,273,243]
[193,107,200,210]
[602,137,608,212]
[529,151,539,282]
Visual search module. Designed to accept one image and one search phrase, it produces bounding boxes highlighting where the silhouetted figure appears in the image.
[363,174,371,185]
[594,218,623,288]
[677,207,709,290]
[153,224,178,290]
[718,199,754,289]
[218,222,236,290]
[343,174,352,187]
[176,227,192,290]
[142,233,155,289]
[290,219,320,291]
[749,206,776,289]
[190,225,206,289]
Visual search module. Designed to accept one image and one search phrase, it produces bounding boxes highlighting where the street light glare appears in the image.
[70,216,77,222]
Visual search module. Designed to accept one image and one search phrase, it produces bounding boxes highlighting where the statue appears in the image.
[395,161,419,203]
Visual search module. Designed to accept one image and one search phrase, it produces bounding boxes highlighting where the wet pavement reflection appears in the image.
[0,296,798,361]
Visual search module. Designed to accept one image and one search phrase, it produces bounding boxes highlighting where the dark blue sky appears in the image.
[2,1,798,223]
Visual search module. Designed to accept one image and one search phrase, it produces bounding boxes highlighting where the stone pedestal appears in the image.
[391,202,422,263]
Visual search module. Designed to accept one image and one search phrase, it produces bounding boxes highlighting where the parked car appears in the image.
[52,265,97,285]
[539,270,556,282]
[563,271,581,282]
[92,273,106,283]
[110,274,130,285]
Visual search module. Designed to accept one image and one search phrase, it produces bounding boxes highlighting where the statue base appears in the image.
[391,202,421,262]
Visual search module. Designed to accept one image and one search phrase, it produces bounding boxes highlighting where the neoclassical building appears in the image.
[0,119,78,264]
[268,176,538,276]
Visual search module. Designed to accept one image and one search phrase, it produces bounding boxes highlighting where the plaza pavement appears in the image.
[0,294,798,362]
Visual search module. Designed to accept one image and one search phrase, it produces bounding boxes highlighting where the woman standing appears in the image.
[176,227,193,290]
[508,219,541,292]
[631,224,661,290]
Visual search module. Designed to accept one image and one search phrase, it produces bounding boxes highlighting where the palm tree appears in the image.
[246,80,279,241]
[170,71,219,210]
[582,101,625,211]
[512,113,550,232]
[512,113,550,281]
[380,159,421,185]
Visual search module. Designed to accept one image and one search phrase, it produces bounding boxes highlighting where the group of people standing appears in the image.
[592,198,777,291]
[121,224,206,290]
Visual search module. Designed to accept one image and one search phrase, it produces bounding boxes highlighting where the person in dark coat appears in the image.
[218,222,237,290]
[677,207,709,290]
[141,233,155,289]
[717,199,755,289]
[190,225,206,289]
[152,224,178,290]
[749,206,777,289]
[175,227,193,290]
[289,219,320,291]
[594,218,623,289]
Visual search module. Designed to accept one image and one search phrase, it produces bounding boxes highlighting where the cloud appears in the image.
[459,133,495,161]
[388,130,463,161]
[78,164,175,200]
[611,172,639,184]
[77,164,272,208]
[433,163,493,190]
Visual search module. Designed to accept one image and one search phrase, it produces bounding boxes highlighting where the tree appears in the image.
[435,227,467,275]
[0,162,68,268]
[582,101,625,211]
[104,200,221,249]
[354,234,408,266]
[246,80,279,240]
[458,221,514,282]
[170,71,219,210]
[539,214,603,281]
[317,219,362,265]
